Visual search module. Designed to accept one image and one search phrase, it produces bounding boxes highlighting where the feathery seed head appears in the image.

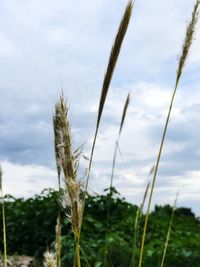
[54,94,83,239]
[61,180,83,237]
[96,1,133,132]
[43,251,56,267]
[54,95,75,181]
[177,0,199,84]
[119,93,130,136]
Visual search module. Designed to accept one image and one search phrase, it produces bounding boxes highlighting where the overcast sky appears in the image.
[0,0,200,215]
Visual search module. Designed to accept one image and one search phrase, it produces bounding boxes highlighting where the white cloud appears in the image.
[1,161,57,198]
[0,33,15,57]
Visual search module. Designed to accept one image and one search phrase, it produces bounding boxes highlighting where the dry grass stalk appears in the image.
[0,166,7,267]
[119,93,130,136]
[78,1,133,241]
[54,95,82,267]
[43,251,56,267]
[53,112,61,188]
[160,192,179,267]
[138,2,200,266]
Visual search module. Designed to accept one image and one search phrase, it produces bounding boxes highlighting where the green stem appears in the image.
[76,235,81,267]
[103,140,118,267]
[138,80,179,267]
[130,206,140,267]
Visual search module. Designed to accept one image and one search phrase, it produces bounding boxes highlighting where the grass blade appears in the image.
[119,93,130,136]
[86,0,133,191]
[80,0,133,240]
[138,2,199,266]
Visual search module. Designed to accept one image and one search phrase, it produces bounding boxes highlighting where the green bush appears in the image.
[1,188,200,266]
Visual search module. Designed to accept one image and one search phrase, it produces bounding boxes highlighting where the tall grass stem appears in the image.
[138,2,199,266]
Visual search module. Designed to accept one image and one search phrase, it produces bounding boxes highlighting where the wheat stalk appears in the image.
[138,1,200,266]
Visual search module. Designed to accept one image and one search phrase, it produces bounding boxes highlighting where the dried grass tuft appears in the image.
[44,251,56,267]
[54,94,82,267]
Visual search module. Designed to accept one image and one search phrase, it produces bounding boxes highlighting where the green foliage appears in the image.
[0,189,200,266]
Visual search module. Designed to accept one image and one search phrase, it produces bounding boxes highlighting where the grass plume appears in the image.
[85,0,133,191]
[138,1,200,266]
[111,93,130,187]
[53,106,62,267]
[54,95,82,267]
[44,251,56,267]
[0,165,7,267]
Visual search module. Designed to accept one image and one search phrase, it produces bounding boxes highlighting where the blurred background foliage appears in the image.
[0,188,200,267]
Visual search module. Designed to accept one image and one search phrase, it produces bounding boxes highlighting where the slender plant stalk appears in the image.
[0,166,7,267]
[75,235,81,267]
[130,182,150,267]
[111,93,130,188]
[103,93,130,266]
[138,2,199,266]
[79,2,133,239]
[160,192,179,267]
[53,111,62,267]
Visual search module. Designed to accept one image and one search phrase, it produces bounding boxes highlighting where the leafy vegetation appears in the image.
[1,189,200,267]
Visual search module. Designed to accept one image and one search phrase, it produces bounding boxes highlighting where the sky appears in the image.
[0,0,200,215]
